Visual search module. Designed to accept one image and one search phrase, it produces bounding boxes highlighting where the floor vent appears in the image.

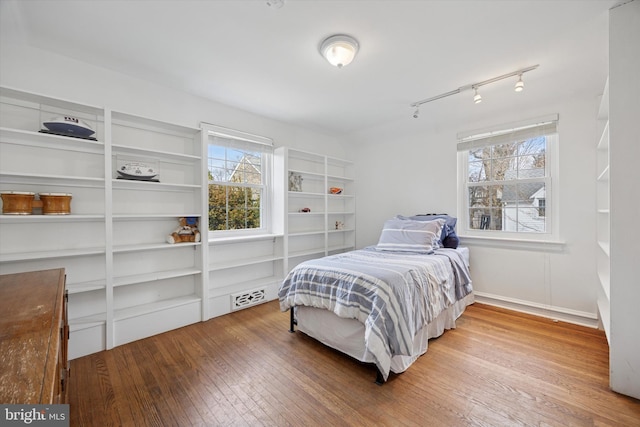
[231,288,266,311]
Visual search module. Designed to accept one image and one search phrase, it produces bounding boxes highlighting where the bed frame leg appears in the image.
[288,307,296,333]
[375,368,385,385]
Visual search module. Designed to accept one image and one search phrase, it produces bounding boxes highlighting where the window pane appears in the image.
[207,142,266,232]
[468,161,487,182]
[463,131,553,234]
[468,208,501,230]
[492,156,516,181]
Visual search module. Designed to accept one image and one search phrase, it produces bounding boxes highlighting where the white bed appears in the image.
[279,221,473,384]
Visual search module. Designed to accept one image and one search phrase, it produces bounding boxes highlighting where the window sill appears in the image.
[458,234,565,252]
[209,233,283,245]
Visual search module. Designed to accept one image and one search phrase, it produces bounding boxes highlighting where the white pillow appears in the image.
[376,218,445,253]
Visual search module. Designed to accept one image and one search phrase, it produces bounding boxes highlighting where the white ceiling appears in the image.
[1,0,617,137]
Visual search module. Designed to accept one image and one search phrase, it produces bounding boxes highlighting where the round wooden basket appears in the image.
[39,193,72,215]
[1,191,35,215]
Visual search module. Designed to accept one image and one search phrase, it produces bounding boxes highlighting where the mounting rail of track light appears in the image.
[410,64,539,118]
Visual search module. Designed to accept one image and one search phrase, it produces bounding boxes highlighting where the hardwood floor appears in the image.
[69,301,640,426]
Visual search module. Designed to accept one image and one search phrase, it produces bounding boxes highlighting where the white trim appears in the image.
[459,235,565,252]
[201,122,273,147]
[210,233,283,245]
[457,113,558,143]
[473,292,599,328]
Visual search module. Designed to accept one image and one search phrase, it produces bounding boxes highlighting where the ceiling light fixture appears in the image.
[413,106,420,119]
[473,87,482,104]
[514,74,525,92]
[266,0,284,8]
[410,64,539,116]
[319,34,359,68]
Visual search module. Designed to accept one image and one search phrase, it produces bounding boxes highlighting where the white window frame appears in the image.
[203,123,273,240]
[457,114,561,246]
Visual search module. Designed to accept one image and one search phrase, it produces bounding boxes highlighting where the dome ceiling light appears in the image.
[319,34,359,68]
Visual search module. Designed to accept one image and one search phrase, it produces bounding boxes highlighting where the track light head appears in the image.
[413,106,419,119]
[473,87,482,104]
[514,74,524,92]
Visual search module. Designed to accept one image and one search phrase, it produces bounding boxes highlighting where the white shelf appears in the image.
[289,248,326,258]
[114,295,201,321]
[112,144,200,164]
[113,268,201,288]
[328,228,355,234]
[112,213,201,221]
[112,179,200,191]
[0,172,104,187]
[289,230,325,237]
[0,127,104,153]
[288,191,326,198]
[598,241,610,257]
[0,214,104,223]
[598,122,609,150]
[209,255,283,271]
[0,247,105,262]
[66,279,107,294]
[597,165,610,182]
[112,241,200,253]
[69,314,106,329]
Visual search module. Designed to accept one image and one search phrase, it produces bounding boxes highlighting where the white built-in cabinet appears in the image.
[208,234,284,318]
[274,147,355,272]
[0,86,205,359]
[596,78,610,342]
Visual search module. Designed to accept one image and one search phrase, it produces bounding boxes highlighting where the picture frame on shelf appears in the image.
[288,171,303,192]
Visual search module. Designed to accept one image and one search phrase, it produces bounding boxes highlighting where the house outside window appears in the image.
[457,115,558,238]
[204,124,273,237]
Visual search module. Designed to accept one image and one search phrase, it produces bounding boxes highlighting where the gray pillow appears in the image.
[376,218,445,253]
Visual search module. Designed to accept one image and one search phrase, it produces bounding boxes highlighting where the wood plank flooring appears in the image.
[68,301,640,426]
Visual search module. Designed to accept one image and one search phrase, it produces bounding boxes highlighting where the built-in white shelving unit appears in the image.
[0,87,357,362]
[595,78,610,343]
[275,147,355,273]
[0,87,204,359]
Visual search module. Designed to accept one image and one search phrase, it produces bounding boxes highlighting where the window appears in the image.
[204,124,273,237]
[457,115,558,237]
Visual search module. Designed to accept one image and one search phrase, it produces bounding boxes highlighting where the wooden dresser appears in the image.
[0,268,69,404]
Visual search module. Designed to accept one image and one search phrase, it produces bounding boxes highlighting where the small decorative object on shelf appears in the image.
[288,171,303,192]
[329,187,343,194]
[167,217,201,244]
[335,221,344,230]
[116,156,160,182]
[1,191,36,214]
[40,115,97,140]
[38,193,72,215]
[299,207,311,213]
[0,191,73,215]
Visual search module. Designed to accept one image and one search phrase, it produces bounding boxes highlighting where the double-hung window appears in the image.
[457,114,558,238]
[204,124,273,238]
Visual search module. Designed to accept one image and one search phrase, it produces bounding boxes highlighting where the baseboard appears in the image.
[473,291,599,329]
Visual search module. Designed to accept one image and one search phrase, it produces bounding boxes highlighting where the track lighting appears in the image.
[514,74,524,92]
[409,64,538,117]
[413,106,420,118]
[473,87,482,104]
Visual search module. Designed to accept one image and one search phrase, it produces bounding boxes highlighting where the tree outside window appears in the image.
[208,146,265,232]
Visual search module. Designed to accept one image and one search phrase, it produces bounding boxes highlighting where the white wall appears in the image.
[0,43,346,158]
[347,93,601,325]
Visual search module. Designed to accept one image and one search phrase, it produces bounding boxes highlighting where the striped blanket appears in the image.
[278,247,473,381]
